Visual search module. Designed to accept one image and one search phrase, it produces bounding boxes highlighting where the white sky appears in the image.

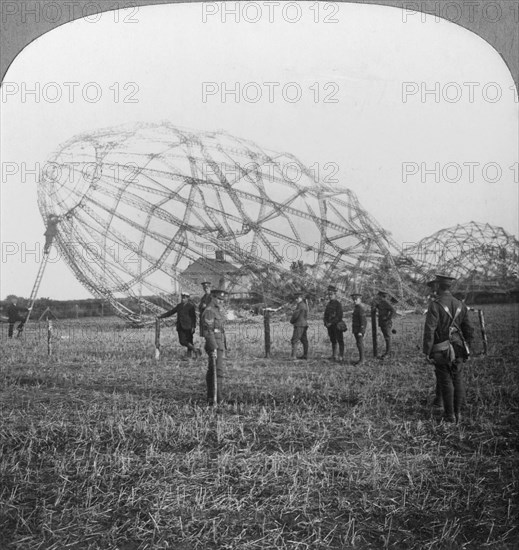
[1,1,518,299]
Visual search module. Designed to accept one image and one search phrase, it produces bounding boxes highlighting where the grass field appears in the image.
[1,304,518,549]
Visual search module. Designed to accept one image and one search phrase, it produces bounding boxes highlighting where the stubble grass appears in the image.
[1,304,518,549]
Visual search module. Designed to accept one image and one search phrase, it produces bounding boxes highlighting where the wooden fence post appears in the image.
[478,309,488,355]
[264,308,271,358]
[47,319,52,356]
[155,318,161,360]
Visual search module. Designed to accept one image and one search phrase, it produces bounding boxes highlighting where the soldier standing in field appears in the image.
[6,297,28,338]
[423,274,474,424]
[323,285,344,362]
[198,281,212,336]
[373,290,397,358]
[351,293,367,364]
[158,292,198,358]
[202,289,227,405]
[290,292,309,360]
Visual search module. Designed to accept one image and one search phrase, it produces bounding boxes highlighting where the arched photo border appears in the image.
[0,0,518,90]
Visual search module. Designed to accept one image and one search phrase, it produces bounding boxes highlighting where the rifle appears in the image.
[468,307,488,355]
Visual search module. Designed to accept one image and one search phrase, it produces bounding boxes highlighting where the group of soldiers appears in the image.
[316,285,397,364]
[159,274,474,422]
[5,272,474,421]
[157,281,227,405]
[158,281,401,406]
[290,285,395,363]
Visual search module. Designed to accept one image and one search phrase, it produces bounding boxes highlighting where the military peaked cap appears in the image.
[434,274,456,287]
[181,292,190,297]
[351,293,362,299]
[211,289,227,299]
[327,285,337,292]
[201,281,212,286]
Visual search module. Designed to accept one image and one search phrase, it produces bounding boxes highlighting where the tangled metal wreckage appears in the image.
[30,122,519,323]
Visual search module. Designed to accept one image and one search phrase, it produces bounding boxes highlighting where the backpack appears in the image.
[430,303,470,365]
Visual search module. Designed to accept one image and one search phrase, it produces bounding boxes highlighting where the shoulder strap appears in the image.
[436,299,462,330]
[452,306,462,325]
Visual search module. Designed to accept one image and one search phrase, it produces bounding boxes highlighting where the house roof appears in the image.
[182,258,240,276]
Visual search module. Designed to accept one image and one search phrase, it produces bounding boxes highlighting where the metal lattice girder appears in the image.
[400,222,519,290]
[38,122,425,318]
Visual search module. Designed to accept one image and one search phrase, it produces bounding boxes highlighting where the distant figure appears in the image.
[44,214,60,253]
[373,290,397,358]
[423,274,474,424]
[7,297,28,338]
[158,292,197,358]
[201,289,227,405]
[351,293,367,364]
[324,285,344,361]
[198,281,212,336]
[290,292,309,360]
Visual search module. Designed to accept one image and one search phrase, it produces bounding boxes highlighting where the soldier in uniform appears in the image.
[373,290,397,358]
[423,275,474,424]
[198,281,212,336]
[290,292,309,360]
[202,289,227,405]
[158,292,197,357]
[323,285,344,361]
[6,297,28,338]
[351,293,367,364]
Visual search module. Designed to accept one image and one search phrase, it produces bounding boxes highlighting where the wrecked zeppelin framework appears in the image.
[37,122,425,321]
[401,222,519,293]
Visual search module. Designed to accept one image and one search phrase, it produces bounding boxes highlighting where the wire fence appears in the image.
[2,304,503,363]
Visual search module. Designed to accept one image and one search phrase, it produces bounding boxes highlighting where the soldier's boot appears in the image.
[432,380,443,409]
[441,384,455,423]
[386,342,392,357]
[187,343,196,359]
[330,343,337,361]
[355,345,365,365]
[338,342,345,362]
[291,343,298,360]
[380,338,391,359]
[302,341,309,360]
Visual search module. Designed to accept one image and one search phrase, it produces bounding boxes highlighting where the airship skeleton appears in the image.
[36,122,422,321]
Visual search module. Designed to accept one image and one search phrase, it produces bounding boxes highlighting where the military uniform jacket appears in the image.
[202,301,226,351]
[376,298,396,326]
[199,293,212,316]
[352,303,367,335]
[7,304,27,322]
[159,301,196,330]
[290,301,308,327]
[422,291,473,356]
[324,299,343,325]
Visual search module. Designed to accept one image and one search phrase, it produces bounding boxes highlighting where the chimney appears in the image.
[215,250,225,262]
